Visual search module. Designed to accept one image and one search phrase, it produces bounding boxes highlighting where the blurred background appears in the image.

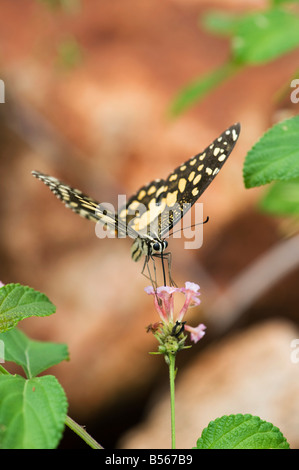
[0,0,299,449]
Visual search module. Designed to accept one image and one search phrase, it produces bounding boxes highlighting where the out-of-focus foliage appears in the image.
[56,37,83,70]
[169,62,239,117]
[171,5,299,115]
[272,0,299,5]
[37,0,80,12]
[259,177,299,216]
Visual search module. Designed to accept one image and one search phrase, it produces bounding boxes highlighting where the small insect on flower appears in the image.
[146,322,163,333]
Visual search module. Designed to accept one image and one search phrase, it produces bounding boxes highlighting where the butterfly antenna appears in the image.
[168,215,209,237]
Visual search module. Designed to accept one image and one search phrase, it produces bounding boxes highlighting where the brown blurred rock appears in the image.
[120,320,299,449]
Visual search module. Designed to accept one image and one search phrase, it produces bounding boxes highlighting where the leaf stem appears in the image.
[169,60,242,116]
[65,415,104,449]
[0,364,10,375]
[168,353,176,449]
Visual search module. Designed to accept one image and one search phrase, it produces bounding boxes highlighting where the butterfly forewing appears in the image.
[122,123,240,239]
[160,122,240,236]
[31,172,135,238]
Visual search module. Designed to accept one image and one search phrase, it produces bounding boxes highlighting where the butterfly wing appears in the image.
[118,178,168,239]
[32,123,240,245]
[31,171,134,238]
[120,123,240,239]
[159,122,241,236]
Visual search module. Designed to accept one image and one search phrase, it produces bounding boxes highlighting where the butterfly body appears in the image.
[32,123,240,272]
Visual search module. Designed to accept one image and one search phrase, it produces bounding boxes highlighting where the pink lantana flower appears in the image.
[145,282,206,351]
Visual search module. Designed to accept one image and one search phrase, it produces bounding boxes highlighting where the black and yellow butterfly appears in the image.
[32,123,240,285]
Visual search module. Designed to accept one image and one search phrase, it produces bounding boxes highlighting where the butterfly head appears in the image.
[150,239,168,255]
[131,236,168,262]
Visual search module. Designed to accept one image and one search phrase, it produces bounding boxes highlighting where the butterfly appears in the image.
[32,123,240,286]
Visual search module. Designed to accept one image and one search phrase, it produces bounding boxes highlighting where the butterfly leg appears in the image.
[159,251,167,287]
[141,252,176,289]
[141,256,158,290]
[163,251,177,287]
[151,251,177,287]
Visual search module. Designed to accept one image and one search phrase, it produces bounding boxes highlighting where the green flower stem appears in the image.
[65,415,103,449]
[168,353,176,449]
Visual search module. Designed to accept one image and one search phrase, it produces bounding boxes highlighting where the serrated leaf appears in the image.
[232,9,299,64]
[0,374,67,449]
[259,177,299,215]
[0,328,69,378]
[0,284,56,332]
[194,414,290,449]
[243,116,299,189]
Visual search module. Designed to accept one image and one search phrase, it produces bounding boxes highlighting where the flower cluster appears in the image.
[145,282,206,356]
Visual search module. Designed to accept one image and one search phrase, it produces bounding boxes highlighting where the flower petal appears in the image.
[185,323,206,343]
[144,286,155,295]
[184,282,200,293]
[156,286,177,296]
[176,282,201,321]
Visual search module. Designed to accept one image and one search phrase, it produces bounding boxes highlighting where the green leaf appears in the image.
[0,284,56,333]
[37,0,80,11]
[204,9,299,64]
[232,9,299,64]
[272,0,299,5]
[194,414,290,449]
[56,37,83,70]
[0,374,67,449]
[0,328,69,378]
[170,62,238,116]
[170,7,299,116]
[243,116,299,189]
[202,12,240,36]
[259,177,299,216]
